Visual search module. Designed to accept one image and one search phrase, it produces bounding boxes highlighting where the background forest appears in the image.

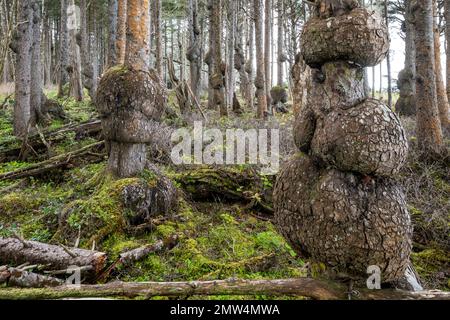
[0,0,448,300]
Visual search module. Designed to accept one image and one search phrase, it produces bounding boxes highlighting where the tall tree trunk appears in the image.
[245,0,254,109]
[226,0,237,110]
[68,0,83,101]
[30,0,43,125]
[154,0,163,78]
[78,0,96,101]
[277,0,284,87]
[254,0,267,119]
[207,0,227,116]
[12,0,33,137]
[107,0,118,67]
[412,0,444,157]
[187,0,201,100]
[446,0,450,103]
[116,0,127,64]
[433,0,450,128]
[57,0,69,97]
[235,0,252,109]
[384,0,392,108]
[264,0,272,110]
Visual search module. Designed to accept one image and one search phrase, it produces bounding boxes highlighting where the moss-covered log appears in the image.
[0,278,448,300]
[170,166,273,214]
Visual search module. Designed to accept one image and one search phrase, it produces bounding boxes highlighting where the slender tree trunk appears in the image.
[226,0,237,110]
[107,0,118,67]
[446,0,450,103]
[246,0,254,109]
[68,0,83,101]
[412,0,444,157]
[254,0,267,119]
[277,0,284,87]
[154,0,163,77]
[116,0,127,64]
[384,0,392,108]
[30,0,43,125]
[79,0,96,101]
[264,0,272,110]
[187,0,201,100]
[235,1,252,109]
[13,0,33,137]
[207,0,227,116]
[57,0,69,97]
[433,0,450,128]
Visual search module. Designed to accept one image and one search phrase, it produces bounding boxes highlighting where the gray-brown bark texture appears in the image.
[301,8,389,68]
[275,4,413,285]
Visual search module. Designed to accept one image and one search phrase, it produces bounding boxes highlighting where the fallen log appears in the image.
[0,266,63,288]
[171,167,274,214]
[0,278,449,300]
[0,141,105,181]
[119,235,179,266]
[0,120,102,162]
[0,238,107,277]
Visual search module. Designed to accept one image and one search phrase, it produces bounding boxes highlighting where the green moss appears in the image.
[412,249,450,290]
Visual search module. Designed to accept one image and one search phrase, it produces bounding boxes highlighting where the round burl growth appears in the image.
[274,154,413,282]
[310,99,409,176]
[301,8,389,68]
[96,65,167,144]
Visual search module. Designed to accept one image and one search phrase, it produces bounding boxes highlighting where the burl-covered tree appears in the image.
[275,2,417,288]
[96,0,177,218]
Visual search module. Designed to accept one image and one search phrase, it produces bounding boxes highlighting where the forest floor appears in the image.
[0,89,449,299]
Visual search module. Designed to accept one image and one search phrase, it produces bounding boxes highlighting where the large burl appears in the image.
[96,66,167,178]
[275,4,415,287]
[294,62,408,177]
[301,8,389,68]
[273,155,413,282]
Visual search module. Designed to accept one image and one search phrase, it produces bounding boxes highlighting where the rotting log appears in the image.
[171,167,274,214]
[0,141,105,181]
[0,278,449,300]
[0,238,107,276]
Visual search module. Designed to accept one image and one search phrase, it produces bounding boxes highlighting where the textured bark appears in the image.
[78,0,97,101]
[254,0,267,118]
[13,0,33,137]
[57,0,69,98]
[291,53,311,116]
[301,8,389,68]
[275,6,413,285]
[154,0,163,78]
[125,0,149,71]
[0,238,107,275]
[245,0,255,109]
[119,236,178,266]
[395,69,417,116]
[68,0,83,102]
[274,155,413,283]
[107,0,118,67]
[30,0,43,125]
[277,0,284,87]
[2,277,448,300]
[187,0,201,100]
[0,266,63,288]
[433,0,450,128]
[412,0,444,157]
[264,0,272,109]
[446,0,450,103]
[116,0,127,64]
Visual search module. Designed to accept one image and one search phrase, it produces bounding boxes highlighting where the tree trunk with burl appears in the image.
[274,2,419,290]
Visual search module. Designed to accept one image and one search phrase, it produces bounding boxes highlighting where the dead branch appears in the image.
[0,141,105,181]
[0,266,63,288]
[119,235,179,266]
